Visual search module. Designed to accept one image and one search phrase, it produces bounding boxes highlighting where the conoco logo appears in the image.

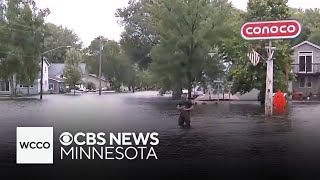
[241,20,301,40]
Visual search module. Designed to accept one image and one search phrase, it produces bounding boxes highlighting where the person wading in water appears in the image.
[177,95,194,128]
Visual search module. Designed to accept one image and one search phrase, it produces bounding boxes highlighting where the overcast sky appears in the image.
[35,0,320,47]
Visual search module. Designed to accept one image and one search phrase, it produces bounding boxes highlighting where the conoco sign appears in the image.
[241,20,301,40]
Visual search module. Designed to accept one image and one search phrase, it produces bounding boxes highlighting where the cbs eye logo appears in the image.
[59,132,73,146]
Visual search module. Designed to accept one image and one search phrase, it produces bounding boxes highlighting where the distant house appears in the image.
[49,63,89,93]
[291,41,320,97]
[48,63,88,93]
[0,58,50,95]
[87,74,110,90]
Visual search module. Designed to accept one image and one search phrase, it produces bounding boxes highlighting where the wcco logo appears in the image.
[16,127,53,164]
[19,141,51,149]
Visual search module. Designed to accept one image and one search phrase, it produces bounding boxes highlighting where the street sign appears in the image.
[241,20,302,116]
[241,20,301,40]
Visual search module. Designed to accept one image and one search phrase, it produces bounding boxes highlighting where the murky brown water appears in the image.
[0,92,320,179]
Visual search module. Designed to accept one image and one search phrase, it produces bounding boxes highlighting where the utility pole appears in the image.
[265,40,275,116]
[98,36,103,96]
[40,33,45,100]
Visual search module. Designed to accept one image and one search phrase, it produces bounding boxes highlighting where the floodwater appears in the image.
[0,91,320,179]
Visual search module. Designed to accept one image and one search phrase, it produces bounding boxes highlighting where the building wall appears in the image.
[0,61,48,95]
[48,79,66,94]
[292,75,320,96]
[48,79,59,93]
[292,43,320,96]
[16,82,39,95]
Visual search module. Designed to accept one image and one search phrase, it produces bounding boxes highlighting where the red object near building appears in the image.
[273,90,287,113]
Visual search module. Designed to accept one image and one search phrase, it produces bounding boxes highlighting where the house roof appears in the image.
[39,57,50,66]
[89,74,107,81]
[291,41,320,50]
[49,77,64,83]
[48,63,87,78]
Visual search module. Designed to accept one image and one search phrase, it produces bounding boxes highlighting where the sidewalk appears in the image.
[0,95,39,100]
[195,93,240,101]
[289,100,320,104]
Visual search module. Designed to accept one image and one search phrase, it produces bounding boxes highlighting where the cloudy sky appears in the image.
[35,0,320,47]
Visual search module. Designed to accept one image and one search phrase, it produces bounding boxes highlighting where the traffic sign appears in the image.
[241,20,301,40]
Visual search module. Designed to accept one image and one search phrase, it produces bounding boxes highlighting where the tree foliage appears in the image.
[43,23,82,63]
[148,0,233,98]
[116,0,158,69]
[0,0,50,96]
[64,48,82,94]
[291,8,320,45]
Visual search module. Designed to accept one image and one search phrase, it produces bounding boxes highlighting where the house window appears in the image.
[45,67,47,73]
[45,80,47,85]
[299,52,313,73]
[60,75,64,78]
[299,76,312,88]
[0,81,9,91]
[49,83,54,90]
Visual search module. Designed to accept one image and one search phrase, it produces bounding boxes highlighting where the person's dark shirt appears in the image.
[185,101,193,109]
[178,100,193,112]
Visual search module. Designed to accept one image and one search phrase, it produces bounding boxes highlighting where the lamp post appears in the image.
[40,46,72,100]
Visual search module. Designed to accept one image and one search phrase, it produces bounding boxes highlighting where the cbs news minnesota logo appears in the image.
[16,127,159,164]
[16,127,53,164]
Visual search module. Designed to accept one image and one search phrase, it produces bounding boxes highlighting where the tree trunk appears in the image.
[187,71,192,99]
[9,77,14,98]
[172,86,182,100]
[14,82,17,97]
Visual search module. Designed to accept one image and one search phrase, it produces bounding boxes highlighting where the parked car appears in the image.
[86,89,96,92]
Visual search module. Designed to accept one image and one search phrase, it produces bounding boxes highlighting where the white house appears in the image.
[0,58,50,95]
[48,63,88,93]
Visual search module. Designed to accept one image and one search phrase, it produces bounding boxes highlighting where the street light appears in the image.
[40,46,72,100]
[42,46,72,55]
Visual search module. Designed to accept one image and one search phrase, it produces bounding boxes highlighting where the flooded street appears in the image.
[1,92,320,179]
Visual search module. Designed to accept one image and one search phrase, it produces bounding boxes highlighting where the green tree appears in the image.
[149,0,232,99]
[43,23,82,63]
[291,8,320,45]
[116,0,159,69]
[0,0,49,96]
[64,48,82,95]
